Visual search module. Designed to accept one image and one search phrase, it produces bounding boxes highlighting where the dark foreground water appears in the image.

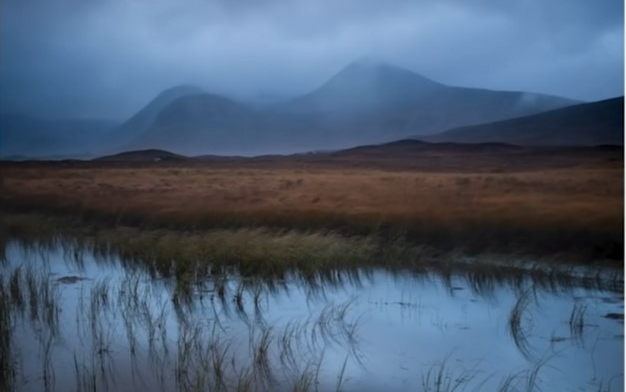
[1,242,623,392]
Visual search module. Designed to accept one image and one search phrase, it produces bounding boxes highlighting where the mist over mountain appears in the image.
[105,85,203,151]
[0,114,119,159]
[2,0,622,120]
[3,59,621,159]
[120,60,579,156]
[287,59,445,115]
[0,85,202,159]
[423,97,624,146]
[125,93,263,155]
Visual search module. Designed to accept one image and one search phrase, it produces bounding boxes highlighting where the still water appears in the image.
[2,242,623,392]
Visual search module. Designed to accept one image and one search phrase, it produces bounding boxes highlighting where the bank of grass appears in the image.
[3,212,430,277]
[2,204,622,264]
[1,164,623,263]
[3,212,623,288]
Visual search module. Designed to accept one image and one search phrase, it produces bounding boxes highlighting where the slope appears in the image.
[423,97,624,145]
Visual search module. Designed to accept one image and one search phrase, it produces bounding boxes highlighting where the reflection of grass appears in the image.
[495,355,550,392]
[6,267,60,335]
[569,303,587,344]
[335,354,349,392]
[421,358,474,392]
[0,258,621,392]
[420,353,555,392]
[9,268,24,315]
[292,368,314,392]
[509,288,535,360]
[5,213,411,277]
[1,269,61,392]
[0,281,15,392]
[6,214,625,293]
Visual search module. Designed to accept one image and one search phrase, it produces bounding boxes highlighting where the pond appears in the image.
[1,242,623,392]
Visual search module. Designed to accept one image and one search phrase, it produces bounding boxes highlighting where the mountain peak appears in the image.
[329,59,444,93]
[297,59,444,111]
[337,59,440,85]
[345,56,387,69]
[156,93,248,126]
[156,85,204,101]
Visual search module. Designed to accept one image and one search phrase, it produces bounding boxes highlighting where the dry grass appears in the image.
[1,160,622,260]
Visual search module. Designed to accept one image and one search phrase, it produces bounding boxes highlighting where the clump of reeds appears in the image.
[0,280,16,392]
[421,358,474,392]
[509,288,535,360]
[3,213,625,296]
[9,268,24,315]
[569,303,587,344]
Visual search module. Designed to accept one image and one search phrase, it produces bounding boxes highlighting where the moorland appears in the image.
[2,141,622,270]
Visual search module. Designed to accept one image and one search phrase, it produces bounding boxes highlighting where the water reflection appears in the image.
[0,241,623,392]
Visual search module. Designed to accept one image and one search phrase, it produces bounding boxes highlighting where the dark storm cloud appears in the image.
[0,0,623,119]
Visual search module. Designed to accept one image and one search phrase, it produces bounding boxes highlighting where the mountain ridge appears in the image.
[423,96,624,146]
[106,85,204,150]
[122,60,580,155]
[3,60,600,158]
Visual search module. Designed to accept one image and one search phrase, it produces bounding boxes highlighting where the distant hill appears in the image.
[6,60,590,159]
[121,59,579,156]
[95,149,187,162]
[285,60,577,136]
[423,97,624,146]
[334,139,523,157]
[0,114,119,158]
[124,93,270,155]
[91,139,621,173]
[106,85,203,150]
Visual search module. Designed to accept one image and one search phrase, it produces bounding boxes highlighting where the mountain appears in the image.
[106,85,203,149]
[287,59,444,115]
[283,59,580,140]
[124,60,580,155]
[0,114,119,158]
[125,93,272,155]
[423,97,624,146]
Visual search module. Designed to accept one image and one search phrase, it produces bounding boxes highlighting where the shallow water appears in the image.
[2,242,624,392]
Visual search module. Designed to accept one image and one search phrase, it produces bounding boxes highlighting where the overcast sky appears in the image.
[1,0,623,119]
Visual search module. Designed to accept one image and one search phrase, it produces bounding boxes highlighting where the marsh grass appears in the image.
[509,288,536,360]
[0,259,621,392]
[0,280,16,392]
[6,267,61,336]
[73,353,97,392]
[1,266,61,392]
[251,327,275,389]
[0,236,622,392]
[421,359,475,392]
[335,354,349,392]
[569,303,587,344]
[419,353,557,392]
[6,213,623,300]
[9,268,24,315]
[3,161,623,261]
[291,368,314,392]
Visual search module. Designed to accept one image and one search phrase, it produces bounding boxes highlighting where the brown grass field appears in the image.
[1,143,623,262]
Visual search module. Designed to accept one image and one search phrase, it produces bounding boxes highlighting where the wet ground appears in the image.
[2,242,623,392]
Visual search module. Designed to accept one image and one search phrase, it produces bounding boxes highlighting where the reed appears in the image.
[0,281,15,392]
[509,288,535,360]
[569,303,587,344]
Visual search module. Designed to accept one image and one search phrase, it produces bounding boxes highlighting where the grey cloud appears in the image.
[0,0,622,119]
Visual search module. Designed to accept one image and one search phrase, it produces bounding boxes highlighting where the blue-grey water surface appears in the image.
[3,242,623,392]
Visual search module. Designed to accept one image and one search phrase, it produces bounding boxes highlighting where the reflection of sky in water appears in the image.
[4,242,624,392]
